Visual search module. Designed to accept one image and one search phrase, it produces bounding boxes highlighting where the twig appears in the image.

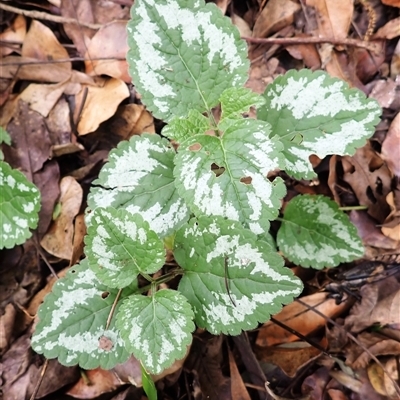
[0,3,104,30]
[1,56,126,66]
[242,35,380,52]
[295,298,400,397]
[106,288,122,330]
[29,359,49,400]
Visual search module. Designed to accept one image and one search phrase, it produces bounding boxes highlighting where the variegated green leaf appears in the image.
[161,109,211,143]
[87,134,189,238]
[116,289,195,374]
[174,216,303,335]
[220,87,265,120]
[258,69,381,179]
[0,161,41,249]
[174,119,286,234]
[31,260,135,370]
[127,0,249,121]
[85,207,165,288]
[277,195,364,268]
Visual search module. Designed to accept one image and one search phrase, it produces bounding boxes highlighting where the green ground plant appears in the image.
[31,0,381,386]
[0,127,41,249]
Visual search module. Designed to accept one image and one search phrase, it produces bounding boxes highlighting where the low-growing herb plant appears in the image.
[32,0,381,383]
[0,127,41,249]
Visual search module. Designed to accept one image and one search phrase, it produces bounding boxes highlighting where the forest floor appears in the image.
[1,0,400,399]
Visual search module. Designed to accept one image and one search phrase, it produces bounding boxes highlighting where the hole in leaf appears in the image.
[70,269,76,274]
[189,143,202,151]
[98,335,113,351]
[211,163,225,177]
[290,133,304,144]
[240,176,252,185]
[101,291,110,299]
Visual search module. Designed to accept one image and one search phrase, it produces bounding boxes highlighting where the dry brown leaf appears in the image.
[256,342,323,378]
[381,192,400,241]
[18,81,69,118]
[391,39,400,78]
[84,20,130,82]
[70,214,87,267]
[368,358,400,399]
[346,331,400,369]
[369,79,400,109]
[381,112,400,177]
[76,78,130,135]
[232,13,252,37]
[307,0,353,40]
[252,0,300,39]
[381,0,400,7]
[256,292,352,346]
[41,176,83,260]
[341,143,392,222]
[373,16,400,39]
[345,276,400,333]
[0,15,26,57]
[22,20,71,71]
[285,40,322,69]
[67,368,122,399]
[350,210,400,253]
[228,349,251,400]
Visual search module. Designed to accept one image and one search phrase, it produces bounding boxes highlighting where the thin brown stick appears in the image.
[1,56,126,66]
[0,3,104,30]
[29,358,49,400]
[242,35,380,52]
[295,297,400,397]
[105,288,122,330]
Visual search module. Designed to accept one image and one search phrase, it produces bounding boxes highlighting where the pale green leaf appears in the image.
[87,134,189,238]
[174,216,303,335]
[0,161,41,249]
[127,0,249,121]
[85,207,165,288]
[116,289,195,374]
[174,119,286,234]
[141,364,158,400]
[31,259,135,370]
[258,69,382,179]
[0,127,11,161]
[277,195,364,268]
[161,110,211,143]
[220,87,265,120]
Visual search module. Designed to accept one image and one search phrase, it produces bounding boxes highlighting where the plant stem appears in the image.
[338,205,368,211]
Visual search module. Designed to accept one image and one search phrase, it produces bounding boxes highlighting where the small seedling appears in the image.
[31,0,381,387]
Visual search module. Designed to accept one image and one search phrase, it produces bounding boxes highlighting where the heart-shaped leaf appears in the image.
[258,69,381,179]
[31,260,135,370]
[277,195,364,268]
[87,134,189,238]
[174,216,303,335]
[174,119,286,234]
[116,289,195,374]
[85,207,165,288]
[127,0,249,120]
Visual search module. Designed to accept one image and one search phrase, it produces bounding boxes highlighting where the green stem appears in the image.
[339,205,368,211]
[137,268,184,295]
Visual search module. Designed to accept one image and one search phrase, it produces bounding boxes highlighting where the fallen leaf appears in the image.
[381,112,400,176]
[368,358,400,399]
[341,143,392,222]
[256,292,352,346]
[345,276,400,333]
[228,348,251,400]
[381,0,400,7]
[75,78,130,135]
[0,15,26,57]
[22,20,71,71]
[256,342,323,378]
[41,176,83,260]
[373,16,400,39]
[84,20,130,82]
[252,0,300,39]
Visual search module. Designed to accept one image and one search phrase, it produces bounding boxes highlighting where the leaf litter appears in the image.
[1,0,400,399]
